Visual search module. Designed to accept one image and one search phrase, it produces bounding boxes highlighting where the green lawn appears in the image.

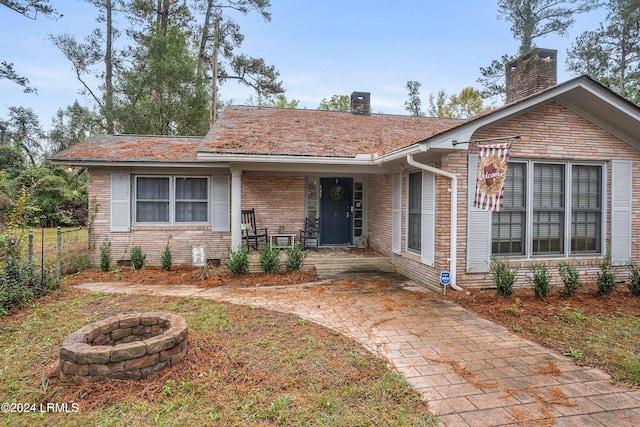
[0,286,439,426]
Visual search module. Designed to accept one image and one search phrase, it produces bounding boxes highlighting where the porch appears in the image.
[247,247,395,278]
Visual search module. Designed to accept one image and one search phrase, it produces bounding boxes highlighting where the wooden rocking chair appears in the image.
[299,217,319,249]
[241,209,268,251]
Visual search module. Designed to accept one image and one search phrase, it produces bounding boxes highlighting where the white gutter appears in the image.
[406,154,463,292]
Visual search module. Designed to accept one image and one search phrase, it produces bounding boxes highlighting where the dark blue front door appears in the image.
[320,178,353,245]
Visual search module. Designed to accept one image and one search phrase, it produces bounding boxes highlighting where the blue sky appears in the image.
[0,0,607,129]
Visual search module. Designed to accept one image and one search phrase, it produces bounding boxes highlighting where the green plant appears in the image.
[506,298,521,316]
[130,246,146,271]
[490,257,517,298]
[596,257,617,296]
[628,262,640,296]
[284,242,306,272]
[161,242,172,271]
[558,262,581,297]
[0,232,58,312]
[99,237,111,272]
[564,347,583,359]
[529,263,551,298]
[226,246,248,275]
[259,243,281,274]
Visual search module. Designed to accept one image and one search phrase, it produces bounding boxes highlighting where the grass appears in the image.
[532,305,640,384]
[451,286,640,386]
[0,286,439,426]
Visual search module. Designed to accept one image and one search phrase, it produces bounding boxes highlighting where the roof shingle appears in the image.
[200,106,463,157]
[49,134,203,163]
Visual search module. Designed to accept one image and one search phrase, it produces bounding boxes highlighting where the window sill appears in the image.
[131,224,213,231]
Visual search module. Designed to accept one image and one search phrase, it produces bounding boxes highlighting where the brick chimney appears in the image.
[505,48,557,104]
[350,92,371,115]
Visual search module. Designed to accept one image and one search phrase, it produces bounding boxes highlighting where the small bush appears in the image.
[100,237,111,272]
[66,254,91,275]
[490,257,517,299]
[227,246,248,275]
[558,262,581,297]
[529,263,551,298]
[259,243,281,274]
[130,246,146,271]
[628,262,640,296]
[0,235,58,312]
[285,242,306,272]
[596,257,617,296]
[161,242,172,271]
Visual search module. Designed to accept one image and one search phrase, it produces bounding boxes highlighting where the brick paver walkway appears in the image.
[76,273,640,426]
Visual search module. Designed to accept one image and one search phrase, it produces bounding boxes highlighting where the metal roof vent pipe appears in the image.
[350,92,371,115]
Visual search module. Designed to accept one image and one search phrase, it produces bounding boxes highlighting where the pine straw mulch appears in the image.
[64,265,319,289]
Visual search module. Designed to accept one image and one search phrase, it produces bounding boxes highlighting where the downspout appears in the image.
[407,154,463,291]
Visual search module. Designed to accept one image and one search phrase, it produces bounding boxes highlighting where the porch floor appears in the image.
[247,247,395,277]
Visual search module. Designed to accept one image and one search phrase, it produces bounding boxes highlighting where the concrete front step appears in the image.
[247,249,395,277]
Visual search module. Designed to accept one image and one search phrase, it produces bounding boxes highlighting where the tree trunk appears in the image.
[197,0,214,79]
[210,17,220,127]
[105,0,114,134]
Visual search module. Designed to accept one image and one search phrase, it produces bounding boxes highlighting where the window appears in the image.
[491,162,602,257]
[136,177,169,223]
[176,177,208,222]
[408,172,422,252]
[492,162,526,255]
[532,163,564,255]
[135,176,209,224]
[571,165,602,253]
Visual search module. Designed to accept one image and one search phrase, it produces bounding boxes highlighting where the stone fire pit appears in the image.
[59,312,188,382]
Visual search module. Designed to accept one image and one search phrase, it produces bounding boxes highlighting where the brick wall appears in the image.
[369,101,640,290]
[89,169,230,267]
[459,101,640,288]
[241,174,306,233]
[88,170,306,267]
[367,173,393,255]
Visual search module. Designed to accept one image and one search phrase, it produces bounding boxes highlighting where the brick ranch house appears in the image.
[51,49,640,290]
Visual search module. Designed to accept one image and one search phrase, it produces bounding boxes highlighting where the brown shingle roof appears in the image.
[49,134,203,163]
[200,106,464,157]
[50,107,466,164]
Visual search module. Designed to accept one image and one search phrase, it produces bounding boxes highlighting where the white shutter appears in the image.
[392,171,402,254]
[466,151,492,272]
[611,161,632,266]
[211,175,230,232]
[110,173,130,232]
[421,171,435,266]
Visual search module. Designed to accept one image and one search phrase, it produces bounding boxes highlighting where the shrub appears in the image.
[226,246,248,275]
[130,246,146,271]
[558,262,581,297]
[161,242,172,271]
[490,257,517,299]
[628,262,640,296]
[596,257,617,296]
[529,263,551,298]
[259,243,281,274]
[66,255,90,275]
[100,237,111,272]
[0,234,58,312]
[285,242,307,272]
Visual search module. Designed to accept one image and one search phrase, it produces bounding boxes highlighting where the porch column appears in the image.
[231,168,243,250]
